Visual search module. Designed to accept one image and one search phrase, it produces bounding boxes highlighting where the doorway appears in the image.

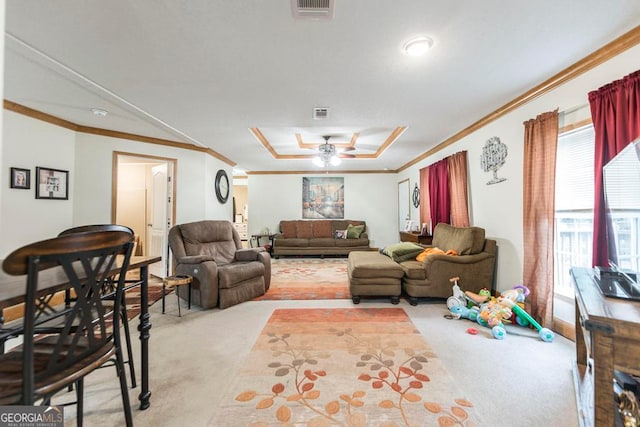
[112,151,176,278]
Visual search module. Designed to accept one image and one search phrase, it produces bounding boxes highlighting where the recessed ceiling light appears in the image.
[402,36,434,56]
[91,108,108,117]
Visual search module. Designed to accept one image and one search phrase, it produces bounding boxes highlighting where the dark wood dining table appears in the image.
[0,255,161,410]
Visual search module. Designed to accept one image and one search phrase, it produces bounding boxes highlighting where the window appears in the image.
[554,125,595,297]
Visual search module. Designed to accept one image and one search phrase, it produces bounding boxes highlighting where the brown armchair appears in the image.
[168,220,271,309]
[399,223,497,305]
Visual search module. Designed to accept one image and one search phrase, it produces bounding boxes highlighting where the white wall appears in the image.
[0,116,232,257]
[399,43,640,292]
[247,173,398,249]
[73,132,232,227]
[1,111,76,256]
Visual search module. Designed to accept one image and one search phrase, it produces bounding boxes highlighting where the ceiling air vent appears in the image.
[292,0,334,20]
[313,107,329,120]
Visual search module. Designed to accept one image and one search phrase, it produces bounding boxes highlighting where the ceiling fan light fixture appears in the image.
[402,36,433,56]
[313,156,326,167]
[330,155,341,166]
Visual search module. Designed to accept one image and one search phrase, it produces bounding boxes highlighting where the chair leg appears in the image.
[176,286,182,317]
[76,379,84,427]
[115,345,134,427]
[162,282,166,314]
[120,304,137,388]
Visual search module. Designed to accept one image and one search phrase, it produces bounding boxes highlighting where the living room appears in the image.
[3,37,640,297]
[1,2,640,426]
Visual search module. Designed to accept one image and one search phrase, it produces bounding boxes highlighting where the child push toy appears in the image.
[498,298,555,342]
[447,280,555,342]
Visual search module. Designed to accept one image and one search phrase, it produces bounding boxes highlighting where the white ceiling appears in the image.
[4,1,640,173]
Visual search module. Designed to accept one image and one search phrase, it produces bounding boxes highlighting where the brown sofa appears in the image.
[399,223,497,304]
[168,220,271,309]
[272,220,371,258]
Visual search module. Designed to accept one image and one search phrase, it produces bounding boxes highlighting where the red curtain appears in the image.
[428,159,450,226]
[589,69,640,267]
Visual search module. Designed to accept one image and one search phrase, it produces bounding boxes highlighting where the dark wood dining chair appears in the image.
[58,224,138,387]
[0,230,134,426]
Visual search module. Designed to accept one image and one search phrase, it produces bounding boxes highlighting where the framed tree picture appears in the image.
[36,167,69,200]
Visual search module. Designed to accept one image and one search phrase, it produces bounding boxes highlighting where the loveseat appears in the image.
[346,223,497,305]
[272,220,371,258]
[399,223,497,304]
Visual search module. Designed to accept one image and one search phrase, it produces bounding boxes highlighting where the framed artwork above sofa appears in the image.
[302,176,344,219]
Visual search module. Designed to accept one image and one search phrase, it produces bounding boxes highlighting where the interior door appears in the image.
[148,164,168,277]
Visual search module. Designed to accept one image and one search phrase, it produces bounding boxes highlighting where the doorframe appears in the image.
[111,151,177,271]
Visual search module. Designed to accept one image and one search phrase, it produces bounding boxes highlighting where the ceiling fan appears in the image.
[312,135,356,167]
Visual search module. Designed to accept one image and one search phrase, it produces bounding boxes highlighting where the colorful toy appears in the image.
[464,288,491,306]
[447,283,554,342]
[499,298,555,342]
[446,277,467,309]
[449,305,479,321]
[498,285,531,326]
[446,277,490,309]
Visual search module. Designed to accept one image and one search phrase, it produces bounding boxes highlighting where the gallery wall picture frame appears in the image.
[10,167,31,189]
[35,166,69,200]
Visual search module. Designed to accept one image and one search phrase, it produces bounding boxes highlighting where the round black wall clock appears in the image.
[215,169,229,203]
[412,184,420,208]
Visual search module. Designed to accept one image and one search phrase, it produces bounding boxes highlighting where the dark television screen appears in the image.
[601,138,640,299]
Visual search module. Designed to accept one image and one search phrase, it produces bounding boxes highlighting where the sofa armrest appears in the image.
[235,247,265,262]
[176,255,216,264]
[175,260,219,309]
[422,252,493,267]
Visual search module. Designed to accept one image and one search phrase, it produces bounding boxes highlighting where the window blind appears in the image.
[555,125,595,211]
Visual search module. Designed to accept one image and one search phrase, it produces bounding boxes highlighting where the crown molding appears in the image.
[3,100,236,166]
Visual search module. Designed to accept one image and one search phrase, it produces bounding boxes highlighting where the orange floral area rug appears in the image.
[217,308,481,426]
[254,258,350,301]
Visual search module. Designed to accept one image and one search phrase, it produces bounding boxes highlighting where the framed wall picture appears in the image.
[10,167,30,189]
[36,167,69,200]
[302,176,344,219]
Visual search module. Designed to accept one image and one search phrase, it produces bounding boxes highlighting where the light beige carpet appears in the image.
[217,307,481,426]
[254,258,350,301]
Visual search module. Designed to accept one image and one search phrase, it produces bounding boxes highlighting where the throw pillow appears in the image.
[381,242,424,262]
[346,224,365,239]
[334,230,347,239]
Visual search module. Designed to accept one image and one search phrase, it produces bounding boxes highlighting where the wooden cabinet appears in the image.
[399,231,432,245]
[233,222,248,241]
[571,267,640,427]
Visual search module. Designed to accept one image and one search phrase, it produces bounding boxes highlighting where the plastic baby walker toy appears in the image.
[447,279,555,342]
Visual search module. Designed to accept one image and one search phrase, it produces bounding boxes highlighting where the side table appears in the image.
[399,231,432,245]
[162,275,193,317]
[250,234,275,254]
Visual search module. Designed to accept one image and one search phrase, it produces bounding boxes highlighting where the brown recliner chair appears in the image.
[168,220,271,309]
[400,223,497,305]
